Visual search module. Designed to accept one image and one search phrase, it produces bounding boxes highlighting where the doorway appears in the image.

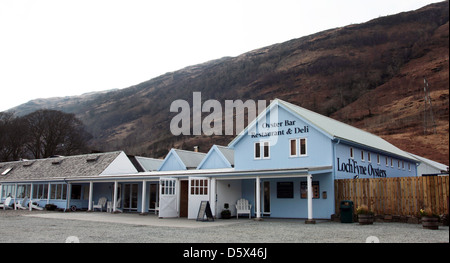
[123,183,138,211]
[263,181,271,216]
[180,180,189,217]
[149,183,159,213]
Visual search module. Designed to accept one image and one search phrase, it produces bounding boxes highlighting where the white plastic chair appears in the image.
[0,197,13,210]
[235,198,252,219]
[16,197,29,210]
[92,197,107,212]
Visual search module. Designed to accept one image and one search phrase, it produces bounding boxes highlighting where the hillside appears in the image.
[9,1,449,165]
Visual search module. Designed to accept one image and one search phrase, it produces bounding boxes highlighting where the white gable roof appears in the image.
[230,99,417,162]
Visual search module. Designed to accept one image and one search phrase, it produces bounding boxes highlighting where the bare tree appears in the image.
[0,112,28,161]
[23,109,91,159]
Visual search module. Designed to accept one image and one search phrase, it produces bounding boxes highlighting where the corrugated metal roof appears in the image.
[215,145,235,166]
[229,99,417,162]
[173,149,206,169]
[135,156,164,171]
[277,99,416,161]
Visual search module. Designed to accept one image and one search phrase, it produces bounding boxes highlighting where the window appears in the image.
[1,184,15,198]
[263,142,270,158]
[161,179,176,195]
[50,184,66,200]
[408,163,411,171]
[386,157,388,166]
[350,148,354,159]
[255,142,261,159]
[289,139,297,157]
[300,181,320,199]
[402,161,405,170]
[71,185,82,200]
[33,184,49,199]
[16,184,31,198]
[289,138,307,157]
[390,158,393,167]
[255,141,270,159]
[377,154,380,164]
[361,150,365,161]
[1,168,13,175]
[299,138,307,156]
[190,179,208,195]
[277,182,293,198]
[367,152,371,162]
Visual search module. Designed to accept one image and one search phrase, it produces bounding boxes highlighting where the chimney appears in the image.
[194,146,198,152]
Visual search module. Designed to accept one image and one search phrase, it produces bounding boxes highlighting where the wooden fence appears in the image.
[335,176,449,216]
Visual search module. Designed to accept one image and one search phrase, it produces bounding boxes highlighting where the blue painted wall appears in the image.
[198,147,231,169]
[334,142,417,179]
[233,105,333,171]
[240,173,334,219]
[159,151,185,171]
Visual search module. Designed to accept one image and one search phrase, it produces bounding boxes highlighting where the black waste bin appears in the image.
[340,200,354,223]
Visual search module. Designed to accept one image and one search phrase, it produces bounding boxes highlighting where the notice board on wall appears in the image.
[197,201,214,221]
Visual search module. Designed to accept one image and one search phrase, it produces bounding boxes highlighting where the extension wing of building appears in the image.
[2,98,441,221]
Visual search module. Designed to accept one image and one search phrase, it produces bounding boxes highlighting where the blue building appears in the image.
[1,99,421,222]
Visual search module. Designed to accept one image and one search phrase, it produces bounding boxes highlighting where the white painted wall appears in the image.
[100,151,138,175]
[216,179,242,218]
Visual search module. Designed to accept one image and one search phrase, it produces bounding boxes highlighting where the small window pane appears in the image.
[290,139,297,156]
[300,139,306,156]
[255,142,261,159]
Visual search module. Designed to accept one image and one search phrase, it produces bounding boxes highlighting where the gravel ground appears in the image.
[0,210,448,243]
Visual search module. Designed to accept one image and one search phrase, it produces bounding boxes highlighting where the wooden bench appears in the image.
[235,198,252,219]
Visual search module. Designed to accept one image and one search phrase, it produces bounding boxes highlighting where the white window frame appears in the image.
[299,138,307,157]
[263,141,270,159]
[289,139,297,157]
[33,183,49,199]
[160,179,176,196]
[254,142,261,159]
[255,141,270,159]
[190,178,208,196]
[49,183,66,200]
[350,147,354,159]
[289,138,307,158]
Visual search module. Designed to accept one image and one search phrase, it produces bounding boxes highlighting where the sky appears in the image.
[0,0,443,112]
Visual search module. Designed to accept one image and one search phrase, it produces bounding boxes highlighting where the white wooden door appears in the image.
[159,178,178,218]
[188,177,210,219]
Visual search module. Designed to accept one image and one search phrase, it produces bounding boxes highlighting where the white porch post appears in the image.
[306,174,316,224]
[210,178,216,217]
[113,181,118,213]
[47,183,51,204]
[255,176,261,220]
[14,183,17,210]
[29,183,33,211]
[140,180,147,215]
[66,183,72,212]
[88,181,93,211]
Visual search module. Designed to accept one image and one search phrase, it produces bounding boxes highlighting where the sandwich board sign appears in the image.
[196,201,214,221]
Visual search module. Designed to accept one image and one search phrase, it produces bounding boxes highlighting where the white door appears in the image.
[188,177,210,219]
[159,178,178,218]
